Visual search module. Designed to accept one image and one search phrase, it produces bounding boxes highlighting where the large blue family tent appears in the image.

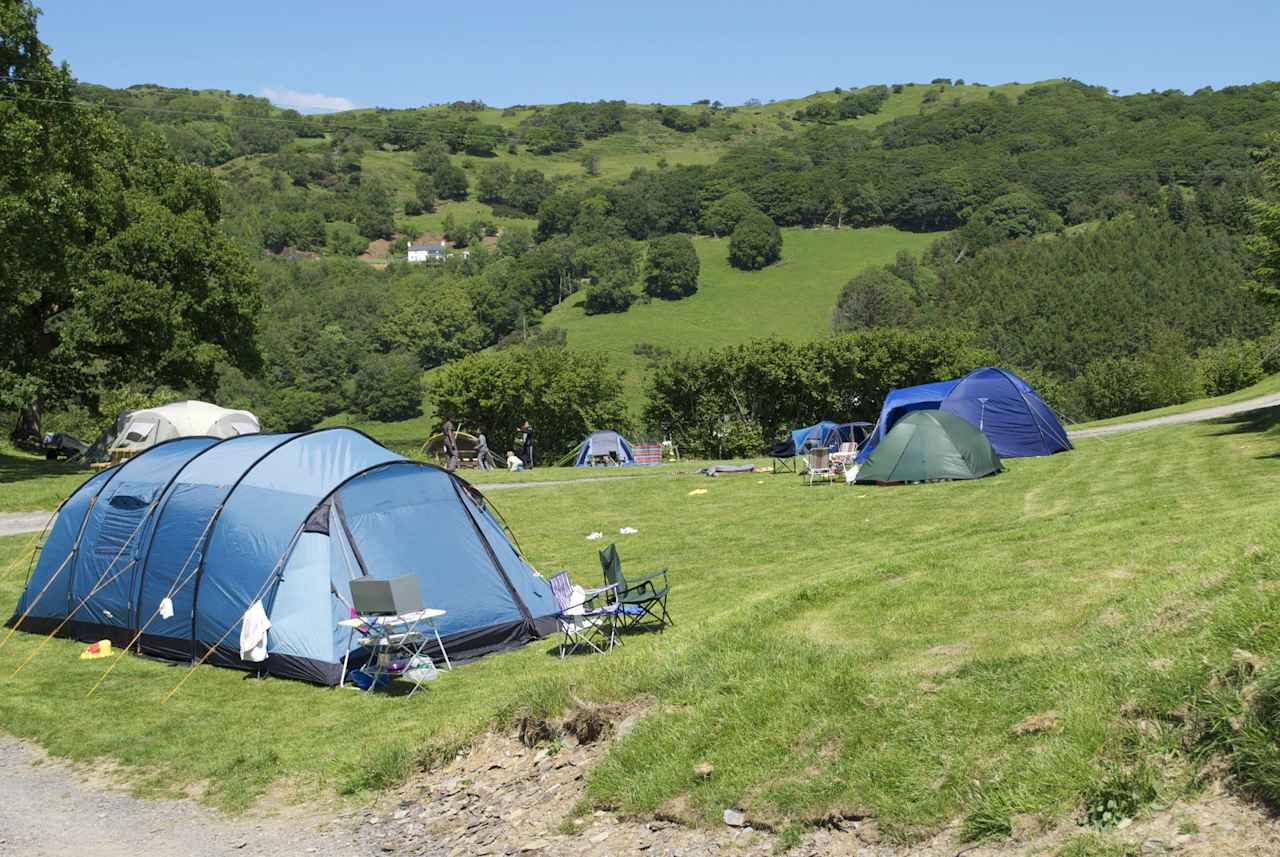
[573,430,637,467]
[856,380,960,463]
[939,367,1072,458]
[7,428,557,685]
[856,369,1071,462]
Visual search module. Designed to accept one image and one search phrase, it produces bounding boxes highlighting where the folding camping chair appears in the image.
[548,571,619,657]
[598,543,671,631]
[830,441,858,476]
[805,447,835,485]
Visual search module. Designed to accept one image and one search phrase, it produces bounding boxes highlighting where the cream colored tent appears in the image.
[115,401,260,453]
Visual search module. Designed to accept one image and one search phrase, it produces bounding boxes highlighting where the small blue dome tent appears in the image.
[856,380,960,462]
[939,367,1072,458]
[7,428,556,685]
[573,430,637,467]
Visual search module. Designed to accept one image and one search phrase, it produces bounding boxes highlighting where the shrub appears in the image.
[324,221,368,256]
[1198,338,1265,396]
[728,211,782,270]
[643,234,700,300]
[583,276,635,315]
[259,388,327,432]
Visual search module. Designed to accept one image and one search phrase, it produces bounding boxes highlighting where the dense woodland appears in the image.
[4,0,1280,456]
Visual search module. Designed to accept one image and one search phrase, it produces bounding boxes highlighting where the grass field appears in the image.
[2,409,1280,842]
[542,226,939,410]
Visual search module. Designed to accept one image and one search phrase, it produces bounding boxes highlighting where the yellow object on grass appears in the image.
[79,640,112,660]
[688,488,708,496]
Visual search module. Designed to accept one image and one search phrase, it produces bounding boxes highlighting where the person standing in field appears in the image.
[442,416,458,472]
[519,420,534,469]
[476,430,492,470]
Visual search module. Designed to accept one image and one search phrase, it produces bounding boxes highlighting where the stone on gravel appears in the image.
[723,809,746,827]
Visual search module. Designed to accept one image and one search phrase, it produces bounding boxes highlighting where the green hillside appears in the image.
[544,227,938,407]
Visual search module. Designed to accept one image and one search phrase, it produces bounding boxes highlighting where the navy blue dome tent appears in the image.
[7,429,556,685]
[573,430,636,467]
[939,367,1072,458]
[856,369,1071,462]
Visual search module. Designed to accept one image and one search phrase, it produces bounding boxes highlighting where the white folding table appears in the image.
[338,608,452,694]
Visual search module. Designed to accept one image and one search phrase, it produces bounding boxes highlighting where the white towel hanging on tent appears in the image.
[239,600,271,663]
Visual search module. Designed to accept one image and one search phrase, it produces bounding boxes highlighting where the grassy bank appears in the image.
[1,410,1279,841]
[543,226,939,410]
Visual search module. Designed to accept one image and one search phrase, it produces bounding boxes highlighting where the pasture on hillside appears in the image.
[2,409,1280,842]
[543,226,938,409]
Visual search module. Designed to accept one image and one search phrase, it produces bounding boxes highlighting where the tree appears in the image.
[832,269,918,330]
[701,191,758,237]
[325,221,368,256]
[1247,132,1280,302]
[643,234,700,300]
[0,2,261,437]
[433,163,469,201]
[380,279,488,370]
[413,174,436,213]
[582,153,601,177]
[476,162,512,202]
[348,352,423,421]
[728,211,783,270]
[351,178,395,239]
[496,224,535,258]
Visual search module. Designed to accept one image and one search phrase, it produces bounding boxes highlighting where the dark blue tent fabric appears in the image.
[856,380,960,463]
[573,430,636,466]
[8,428,555,685]
[818,422,873,452]
[940,368,1072,457]
[790,421,841,455]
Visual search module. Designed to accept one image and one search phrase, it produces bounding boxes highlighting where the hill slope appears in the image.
[543,227,938,408]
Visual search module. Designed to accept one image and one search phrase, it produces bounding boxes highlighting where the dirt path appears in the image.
[0,736,357,857]
[1068,391,1280,439]
[0,511,54,538]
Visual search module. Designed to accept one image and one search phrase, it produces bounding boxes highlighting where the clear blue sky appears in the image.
[38,0,1280,112]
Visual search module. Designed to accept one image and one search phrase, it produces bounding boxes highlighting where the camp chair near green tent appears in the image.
[598,543,671,631]
[855,411,1003,484]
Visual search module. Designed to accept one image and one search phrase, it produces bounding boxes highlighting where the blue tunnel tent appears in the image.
[573,430,636,467]
[856,380,960,463]
[7,428,557,685]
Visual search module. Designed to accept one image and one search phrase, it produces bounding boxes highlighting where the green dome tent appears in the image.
[855,410,1003,484]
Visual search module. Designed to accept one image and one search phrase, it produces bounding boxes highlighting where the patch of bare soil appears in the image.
[348,698,1280,857]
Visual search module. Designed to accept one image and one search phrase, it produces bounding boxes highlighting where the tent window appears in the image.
[229,420,258,436]
[123,420,157,443]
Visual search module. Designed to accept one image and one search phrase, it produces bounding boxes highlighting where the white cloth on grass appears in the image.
[586,531,603,541]
[239,600,271,663]
[619,527,638,535]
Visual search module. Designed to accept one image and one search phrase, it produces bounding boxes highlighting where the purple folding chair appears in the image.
[548,571,618,658]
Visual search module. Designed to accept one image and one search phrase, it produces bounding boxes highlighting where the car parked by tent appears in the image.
[7,428,556,685]
[857,368,1070,462]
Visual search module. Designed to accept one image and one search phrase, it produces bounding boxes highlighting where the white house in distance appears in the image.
[407,240,447,263]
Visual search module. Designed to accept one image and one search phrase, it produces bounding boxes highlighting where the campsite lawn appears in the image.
[0,445,92,513]
[2,410,1280,840]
